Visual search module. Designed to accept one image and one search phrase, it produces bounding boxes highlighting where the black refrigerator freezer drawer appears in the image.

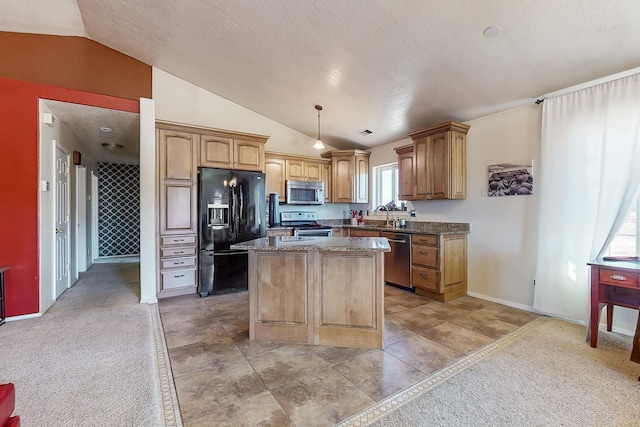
[199,250,248,297]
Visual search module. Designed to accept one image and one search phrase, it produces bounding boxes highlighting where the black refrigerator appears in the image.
[198,167,266,297]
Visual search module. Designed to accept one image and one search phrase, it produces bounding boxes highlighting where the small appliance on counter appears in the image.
[268,193,280,227]
[280,211,333,237]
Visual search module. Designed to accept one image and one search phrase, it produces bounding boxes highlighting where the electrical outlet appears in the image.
[410,210,416,217]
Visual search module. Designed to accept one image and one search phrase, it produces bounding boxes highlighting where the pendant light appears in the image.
[313,104,325,150]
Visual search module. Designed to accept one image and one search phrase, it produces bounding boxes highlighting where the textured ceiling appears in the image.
[4,0,640,154]
[44,101,140,165]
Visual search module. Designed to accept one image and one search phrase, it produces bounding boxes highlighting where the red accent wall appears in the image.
[0,76,139,316]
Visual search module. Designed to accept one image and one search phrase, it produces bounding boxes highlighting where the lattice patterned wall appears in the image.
[98,163,140,257]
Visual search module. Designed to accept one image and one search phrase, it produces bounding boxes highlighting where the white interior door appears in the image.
[55,147,70,298]
[76,166,87,273]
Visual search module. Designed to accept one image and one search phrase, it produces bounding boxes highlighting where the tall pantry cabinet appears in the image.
[157,126,199,297]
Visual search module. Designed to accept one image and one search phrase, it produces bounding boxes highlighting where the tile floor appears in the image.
[158,286,539,426]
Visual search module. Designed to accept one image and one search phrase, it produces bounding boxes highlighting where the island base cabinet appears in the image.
[248,250,384,349]
[316,253,383,349]
[250,252,313,343]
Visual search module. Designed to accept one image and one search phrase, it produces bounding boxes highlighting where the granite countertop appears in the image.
[231,236,391,252]
[267,221,469,235]
[337,222,470,235]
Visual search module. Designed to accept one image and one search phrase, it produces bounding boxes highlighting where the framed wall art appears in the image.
[488,160,533,196]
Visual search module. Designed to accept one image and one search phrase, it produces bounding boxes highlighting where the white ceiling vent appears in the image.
[359,129,373,136]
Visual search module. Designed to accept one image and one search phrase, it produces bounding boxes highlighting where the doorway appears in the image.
[38,99,144,313]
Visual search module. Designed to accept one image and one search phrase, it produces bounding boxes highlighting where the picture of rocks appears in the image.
[488,161,533,196]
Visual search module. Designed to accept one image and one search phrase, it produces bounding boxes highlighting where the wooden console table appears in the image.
[0,266,9,326]
[588,259,640,347]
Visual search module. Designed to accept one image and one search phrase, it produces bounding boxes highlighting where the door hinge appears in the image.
[66,215,70,222]
[66,166,70,174]
[66,263,70,273]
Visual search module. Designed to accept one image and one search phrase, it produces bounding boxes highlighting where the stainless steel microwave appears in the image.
[285,180,324,205]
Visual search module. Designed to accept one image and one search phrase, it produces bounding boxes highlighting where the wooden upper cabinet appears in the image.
[285,159,322,182]
[322,149,370,203]
[265,155,286,202]
[200,134,266,171]
[285,159,305,181]
[158,129,198,182]
[305,161,322,182]
[407,121,469,200]
[355,154,369,203]
[266,152,330,201]
[395,144,414,200]
[200,135,234,168]
[157,125,198,235]
[332,156,353,203]
[321,163,331,202]
[234,138,265,171]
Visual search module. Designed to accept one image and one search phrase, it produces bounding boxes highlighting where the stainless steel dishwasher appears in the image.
[381,231,412,290]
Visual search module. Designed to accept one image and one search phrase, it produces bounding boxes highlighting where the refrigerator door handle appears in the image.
[238,184,244,233]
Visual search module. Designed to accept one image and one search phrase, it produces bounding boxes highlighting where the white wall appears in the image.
[153,68,337,157]
[368,104,542,309]
[39,101,98,313]
[139,98,157,304]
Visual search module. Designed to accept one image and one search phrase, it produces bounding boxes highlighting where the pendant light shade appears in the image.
[313,104,325,150]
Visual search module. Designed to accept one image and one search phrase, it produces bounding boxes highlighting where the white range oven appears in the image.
[280,211,333,237]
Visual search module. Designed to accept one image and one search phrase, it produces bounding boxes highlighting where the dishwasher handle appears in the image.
[387,238,407,244]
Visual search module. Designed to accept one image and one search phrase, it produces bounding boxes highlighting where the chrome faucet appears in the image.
[375,205,391,226]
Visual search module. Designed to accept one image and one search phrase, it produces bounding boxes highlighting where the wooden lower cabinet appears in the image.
[158,233,198,297]
[412,233,467,302]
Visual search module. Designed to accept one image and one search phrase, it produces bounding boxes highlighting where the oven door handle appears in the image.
[387,238,406,244]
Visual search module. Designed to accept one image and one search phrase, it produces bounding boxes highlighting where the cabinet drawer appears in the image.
[161,268,196,290]
[412,266,439,291]
[161,246,197,258]
[412,246,438,268]
[161,235,196,246]
[412,235,438,246]
[599,269,638,287]
[350,229,380,237]
[162,256,197,269]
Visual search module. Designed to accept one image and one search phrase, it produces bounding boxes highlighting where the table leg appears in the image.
[589,265,600,348]
[606,303,613,331]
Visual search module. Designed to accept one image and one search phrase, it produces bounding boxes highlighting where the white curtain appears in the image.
[534,74,640,322]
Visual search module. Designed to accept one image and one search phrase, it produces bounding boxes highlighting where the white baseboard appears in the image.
[467,291,635,337]
[6,312,42,322]
[467,291,539,314]
[141,298,158,305]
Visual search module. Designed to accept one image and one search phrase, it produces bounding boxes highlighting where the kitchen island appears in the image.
[231,236,390,349]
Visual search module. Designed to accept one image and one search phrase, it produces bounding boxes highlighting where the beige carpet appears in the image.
[0,263,180,427]
[339,317,640,427]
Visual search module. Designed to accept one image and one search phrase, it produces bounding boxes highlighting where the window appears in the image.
[373,163,404,209]
[605,195,639,256]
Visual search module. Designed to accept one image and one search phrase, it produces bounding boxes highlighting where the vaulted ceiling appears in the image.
[3,0,640,150]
